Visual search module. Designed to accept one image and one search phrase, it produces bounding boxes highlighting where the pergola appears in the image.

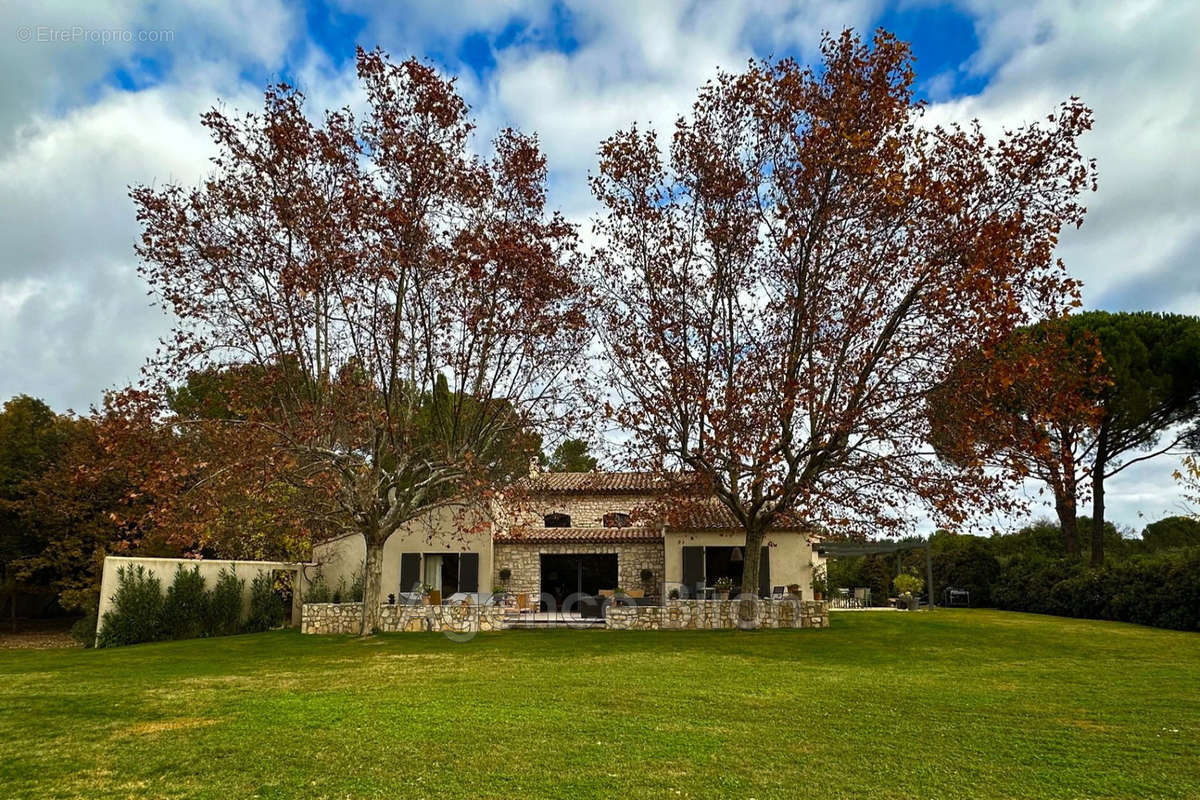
[815,537,935,608]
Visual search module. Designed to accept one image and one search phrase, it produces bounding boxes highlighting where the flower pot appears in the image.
[717,590,730,601]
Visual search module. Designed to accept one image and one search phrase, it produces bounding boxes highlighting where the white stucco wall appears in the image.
[96,556,309,643]
[311,506,493,597]
[662,531,821,600]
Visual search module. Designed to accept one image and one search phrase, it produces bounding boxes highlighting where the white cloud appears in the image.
[0,0,1195,529]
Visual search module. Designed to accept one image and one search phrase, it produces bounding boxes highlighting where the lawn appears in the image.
[0,611,1196,800]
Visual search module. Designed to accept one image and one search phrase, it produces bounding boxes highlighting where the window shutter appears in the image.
[759,547,771,598]
[459,553,479,593]
[400,553,421,592]
[682,546,704,592]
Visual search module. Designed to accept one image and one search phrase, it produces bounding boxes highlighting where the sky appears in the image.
[0,0,1197,532]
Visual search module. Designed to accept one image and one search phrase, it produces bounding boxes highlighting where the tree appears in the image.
[1141,515,1200,551]
[0,396,73,619]
[130,49,588,634]
[587,29,1095,603]
[928,321,1108,555]
[544,438,597,472]
[1072,312,1200,565]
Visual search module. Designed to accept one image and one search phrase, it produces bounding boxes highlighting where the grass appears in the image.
[0,611,1197,800]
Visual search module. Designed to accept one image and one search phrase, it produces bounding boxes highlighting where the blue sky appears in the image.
[1,0,1198,530]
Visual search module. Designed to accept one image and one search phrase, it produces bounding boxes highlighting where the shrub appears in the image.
[245,572,286,632]
[97,565,164,647]
[162,565,211,640]
[893,572,924,596]
[990,548,1200,631]
[208,567,245,636]
[348,568,365,602]
[498,567,512,582]
[306,570,332,604]
[69,610,98,648]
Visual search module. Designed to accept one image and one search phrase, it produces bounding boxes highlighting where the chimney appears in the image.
[529,456,541,477]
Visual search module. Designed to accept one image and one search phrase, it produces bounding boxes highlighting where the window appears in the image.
[544,512,571,527]
[603,512,631,528]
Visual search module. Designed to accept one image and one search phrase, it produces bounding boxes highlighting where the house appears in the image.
[312,466,827,609]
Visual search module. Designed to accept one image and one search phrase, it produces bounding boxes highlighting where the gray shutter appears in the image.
[400,553,421,592]
[759,546,771,598]
[682,546,704,593]
[459,553,479,593]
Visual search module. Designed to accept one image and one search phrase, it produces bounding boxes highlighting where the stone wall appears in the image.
[493,540,666,601]
[508,492,661,528]
[605,599,829,630]
[302,603,504,634]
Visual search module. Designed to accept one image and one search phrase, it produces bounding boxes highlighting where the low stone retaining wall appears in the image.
[302,603,505,634]
[605,598,829,630]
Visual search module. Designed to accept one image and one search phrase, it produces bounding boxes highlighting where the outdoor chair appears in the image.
[515,593,535,614]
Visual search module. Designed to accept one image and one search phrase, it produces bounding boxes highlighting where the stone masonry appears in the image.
[493,540,666,602]
[302,602,505,634]
[506,491,661,529]
[605,599,829,630]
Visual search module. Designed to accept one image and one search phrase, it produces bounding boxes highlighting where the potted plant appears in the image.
[387,593,395,605]
[786,583,802,598]
[810,565,828,602]
[668,588,681,601]
[714,576,734,600]
[498,567,512,584]
[893,572,924,611]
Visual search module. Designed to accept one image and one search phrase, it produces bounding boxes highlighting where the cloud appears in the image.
[0,0,1196,529]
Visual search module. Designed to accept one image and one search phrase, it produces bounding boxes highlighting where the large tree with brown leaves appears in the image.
[131,49,588,633]
[588,30,1096,601]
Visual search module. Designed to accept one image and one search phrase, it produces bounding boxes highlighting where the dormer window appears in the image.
[603,512,631,528]
[544,513,571,528]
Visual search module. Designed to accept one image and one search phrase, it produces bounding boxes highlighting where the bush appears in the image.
[990,548,1200,630]
[208,567,245,636]
[306,570,331,604]
[893,572,924,596]
[245,572,286,632]
[348,568,365,602]
[69,610,98,648]
[162,566,210,640]
[97,565,164,647]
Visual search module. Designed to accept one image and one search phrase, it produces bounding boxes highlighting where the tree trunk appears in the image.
[359,535,385,636]
[738,525,765,627]
[1054,492,1080,556]
[1090,422,1109,568]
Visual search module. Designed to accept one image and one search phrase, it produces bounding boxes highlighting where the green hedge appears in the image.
[988,549,1199,630]
[97,564,287,647]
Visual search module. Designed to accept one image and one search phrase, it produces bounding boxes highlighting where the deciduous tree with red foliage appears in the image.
[130,49,588,634]
[588,30,1096,602]
[928,323,1108,555]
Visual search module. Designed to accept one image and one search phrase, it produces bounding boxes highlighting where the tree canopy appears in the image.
[130,48,589,633]
[588,29,1095,596]
[544,439,598,473]
[931,311,1200,563]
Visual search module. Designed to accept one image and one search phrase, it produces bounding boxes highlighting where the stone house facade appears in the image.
[312,470,826,609]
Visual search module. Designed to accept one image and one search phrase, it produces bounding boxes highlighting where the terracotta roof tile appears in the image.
[518,471,684,494]
[494,526,663,544]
